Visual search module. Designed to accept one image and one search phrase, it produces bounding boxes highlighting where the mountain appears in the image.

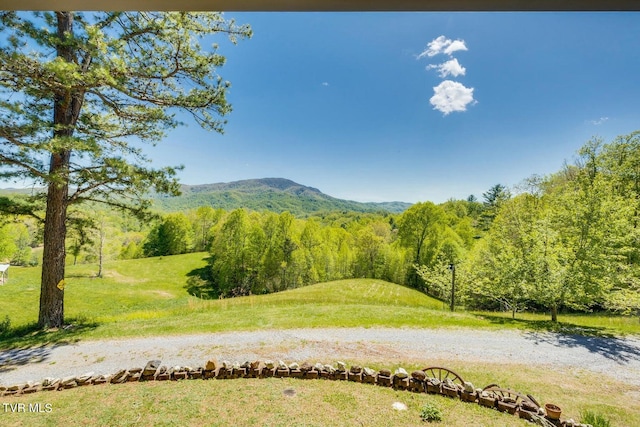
[151,178,412,215]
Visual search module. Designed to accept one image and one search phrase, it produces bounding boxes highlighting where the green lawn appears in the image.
[2,360,637,427]
[1,253,638,426]
[1,252,638,348]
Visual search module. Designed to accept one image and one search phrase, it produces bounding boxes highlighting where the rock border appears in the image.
[0,359,591,427]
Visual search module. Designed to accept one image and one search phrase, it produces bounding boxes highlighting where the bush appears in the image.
[581,410,611,427]
[420,402,443,422]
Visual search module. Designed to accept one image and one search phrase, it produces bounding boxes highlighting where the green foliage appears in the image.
[143,212,194,256]
[420,402,443,422]
[462,134,640,321]
[581,410,611,427]
[0,315,10,335]
[152,178,412,215]
[0,11,251,327]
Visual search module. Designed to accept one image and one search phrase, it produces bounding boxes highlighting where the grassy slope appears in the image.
[1,253,638,345]
[1,253,638,426]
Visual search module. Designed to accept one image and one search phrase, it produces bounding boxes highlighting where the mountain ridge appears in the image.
[0,178,413,216]
[154,178,412,215]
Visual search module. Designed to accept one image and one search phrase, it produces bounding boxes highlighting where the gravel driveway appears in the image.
[1,328,639,389]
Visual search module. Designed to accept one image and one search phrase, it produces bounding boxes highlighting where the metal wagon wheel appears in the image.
[421,366,465,386]
[481,385,540,410]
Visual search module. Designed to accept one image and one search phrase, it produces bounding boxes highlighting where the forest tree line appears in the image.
[1,132,639,320]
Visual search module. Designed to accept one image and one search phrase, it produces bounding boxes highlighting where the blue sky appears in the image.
[12,12,640,204]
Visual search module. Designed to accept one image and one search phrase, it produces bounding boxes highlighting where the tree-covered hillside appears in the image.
[150,178,412,215]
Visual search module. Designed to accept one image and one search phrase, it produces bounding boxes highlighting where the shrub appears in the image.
[420,402,443,422]
[581,410,611,427]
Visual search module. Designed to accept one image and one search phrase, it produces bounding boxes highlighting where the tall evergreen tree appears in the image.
[0,12,251,327]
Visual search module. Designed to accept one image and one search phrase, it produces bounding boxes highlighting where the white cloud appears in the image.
[588,117,609,125]
[427,58,466,78]
[418,35,468,58]
[444,40,468,56]
[430,80,476,115]
[322,82,329,86]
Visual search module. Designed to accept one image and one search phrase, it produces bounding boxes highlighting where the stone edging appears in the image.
[0,359,592,427]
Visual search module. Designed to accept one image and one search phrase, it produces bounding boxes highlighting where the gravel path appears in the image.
[2,328,640,388]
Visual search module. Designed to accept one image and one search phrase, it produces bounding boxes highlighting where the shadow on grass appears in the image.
[477,314,640,363]
[0,318,99,374]
[185,257,218,300]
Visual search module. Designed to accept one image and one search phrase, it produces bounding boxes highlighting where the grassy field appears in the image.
[2,359,637,426]
[1,253,638,425]
[0,252,638,348]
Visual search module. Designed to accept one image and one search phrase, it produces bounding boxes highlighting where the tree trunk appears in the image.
[551,305,558,323]
[38,12,83,329]
[97,220,105,278]
[39,155,70,329]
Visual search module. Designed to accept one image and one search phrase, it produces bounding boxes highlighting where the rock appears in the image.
[411,370,426,381]
[324,364,336,374]
[278,360,288,370]
[61,376,77,386]
[250,360,261,370]
[443,378,456,389]
[143,360,161,376]
[77,372,94,384]
[288,362,300,370]
[221,360,231,369]
[463,381,475,393]
[392,402,408,411]
[350,365,362,374]
[110,369,128,384]
[42,377,60,387]
[363,367,376,377]
[315,363,325,372]
[394,368,408,379]
[205,359,217,371]
[264,360,275,369]
[300,362,313,372]
[379,369,392,377]
[336,361,347,372]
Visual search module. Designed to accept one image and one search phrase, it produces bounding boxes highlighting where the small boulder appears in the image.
[143,360,161,376]
[394,368,409,379]
[205,359,217,371]
[411,370,426,381]
[336,361,346,372]
[379,369,392,377]
[363,367,376,377]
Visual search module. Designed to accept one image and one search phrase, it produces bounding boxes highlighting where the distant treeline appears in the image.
[2,132,640,320]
